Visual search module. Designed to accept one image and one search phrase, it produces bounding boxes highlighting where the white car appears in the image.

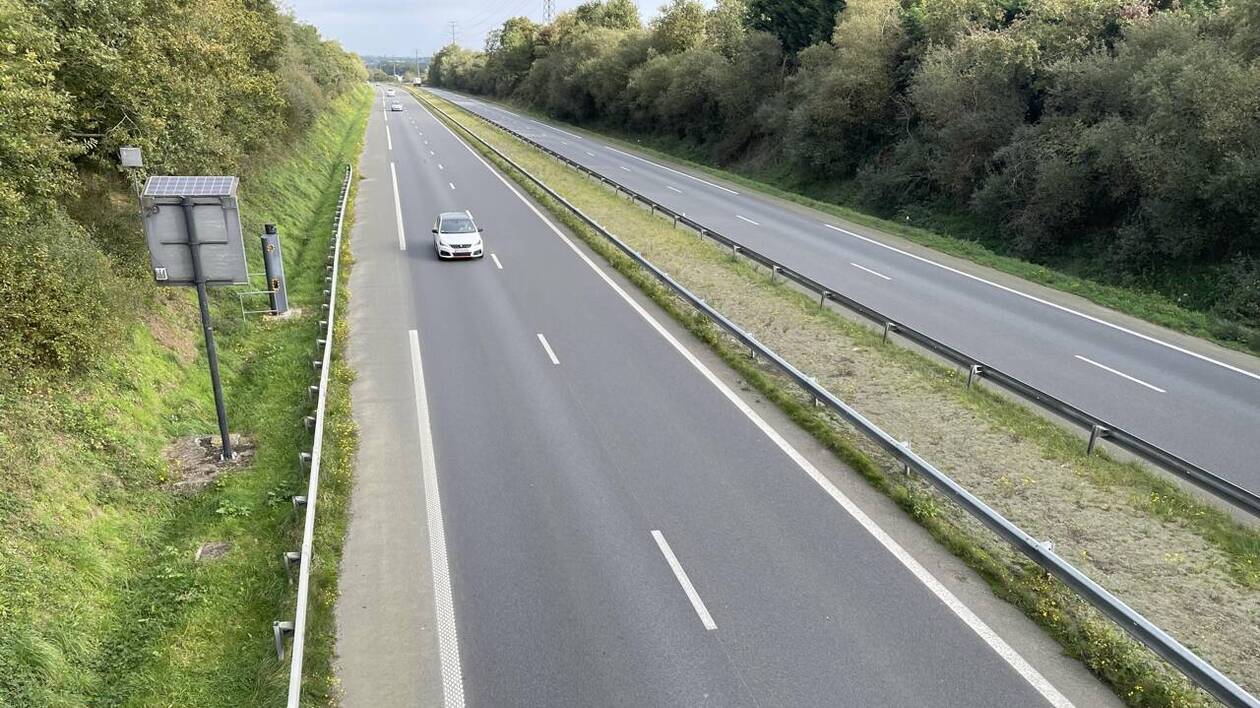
[386,88,397,97]
[390,102,403,112]
[432,212,484,260]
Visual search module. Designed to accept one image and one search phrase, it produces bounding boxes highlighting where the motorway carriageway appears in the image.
[330,87,1123,706]
[426,88,1260,500]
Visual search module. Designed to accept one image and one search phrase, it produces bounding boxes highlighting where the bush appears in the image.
[0,211,127,381]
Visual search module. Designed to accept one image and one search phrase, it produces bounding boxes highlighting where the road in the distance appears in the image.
[334,85,1103,706]
[426,87,1260,498]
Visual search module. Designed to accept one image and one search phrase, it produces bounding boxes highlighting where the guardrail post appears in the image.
[820,291,830,309]
[273,620,294,660]
[731,244,741,260]
[672,215,678,228]
[771,265,781,284]
[882,322,895,344]
[283,551,301,582]
[292,495,307,513]
[1087,425,1110,455]
[966,364,982,389]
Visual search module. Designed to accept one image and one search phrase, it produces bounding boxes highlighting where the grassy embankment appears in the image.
[442,90,1260,357]
[417,88,1260,707]
[0,84,370,706]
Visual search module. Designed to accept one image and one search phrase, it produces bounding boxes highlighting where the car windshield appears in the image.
[441,217,476,234]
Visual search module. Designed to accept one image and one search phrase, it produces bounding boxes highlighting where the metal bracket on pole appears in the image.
[273,620,295,660]
[1088,425,1110,455]
[967,364,982,389]
[283,551,301,582]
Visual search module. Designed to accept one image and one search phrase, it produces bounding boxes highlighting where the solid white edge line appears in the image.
[650,530,717,631]
[1075,355,1167,393]
[531,118,582,140]
[604,145,740,195]
[386,124,393,150]
[821,224,1260,383]
[536,333,560,365]
[736,215,760,226]
[390,162,406,251]
[850,262,892,281]
[490,253,503,270]
[423,102,1072,708]
[408,330,466,708]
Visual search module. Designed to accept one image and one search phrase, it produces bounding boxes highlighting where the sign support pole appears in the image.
[181,197,233,460]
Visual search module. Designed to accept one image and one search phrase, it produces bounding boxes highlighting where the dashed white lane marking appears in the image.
[651,530,717,631]
[585,151,595,157]
[531,118,581,140]
[561,140,570,146]
[1074,355,1166,393]
[850,262,892,281]
[820,223,1260,384]
[390,162,406,251]
[619,165,631,172]
[421,103,1072,707]
[448,182,456,190]
[666,185,682,194]
[438,163,444,170]
[536,333,560,365]
[386,125,393,150]
[735,215,760,226]
[604,145,739,195]
[407,329,466,707]
[490,253,503,270]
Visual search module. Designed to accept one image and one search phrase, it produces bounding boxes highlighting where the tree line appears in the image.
[0,0,366,382]
[427,0,1260,337]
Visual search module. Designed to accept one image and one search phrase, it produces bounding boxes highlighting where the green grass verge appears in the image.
[442,90,1260,358]
[416,88,1233,707]
[0,84,370,707]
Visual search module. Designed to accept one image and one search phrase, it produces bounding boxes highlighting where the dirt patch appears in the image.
[163,434,256,495]
[195,540,233,562]
[466,119,1260,695]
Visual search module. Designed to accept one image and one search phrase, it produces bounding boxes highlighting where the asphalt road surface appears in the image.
[333,85,1122,707]
[426,87,1260,499]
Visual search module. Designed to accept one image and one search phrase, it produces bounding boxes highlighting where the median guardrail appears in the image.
[417,91,1259,708]
[429,90,1260,522]
[273,164,352,707]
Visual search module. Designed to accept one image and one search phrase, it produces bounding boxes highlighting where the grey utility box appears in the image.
[141,176,248,286]
[260,224,289,314]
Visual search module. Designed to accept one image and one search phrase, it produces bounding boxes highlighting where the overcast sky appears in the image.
[282,0,683,57]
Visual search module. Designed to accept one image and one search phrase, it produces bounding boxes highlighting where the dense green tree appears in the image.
[651,0,709,54]
[746,0,845,55]
[706,0,751,58]
[574,0,642,30]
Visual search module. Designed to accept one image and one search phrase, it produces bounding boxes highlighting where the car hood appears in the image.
[437,232,481,244]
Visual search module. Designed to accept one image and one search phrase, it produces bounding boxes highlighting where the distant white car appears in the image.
[432,212,484,260]
[386,88,397,97]
[390,102,403,112]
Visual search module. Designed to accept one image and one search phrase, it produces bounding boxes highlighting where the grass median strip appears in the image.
[418,89,1260,707]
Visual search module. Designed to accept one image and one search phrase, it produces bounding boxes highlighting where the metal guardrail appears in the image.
[432,91,1260,522]
[273,164,352,707]
[417,92,1260,708]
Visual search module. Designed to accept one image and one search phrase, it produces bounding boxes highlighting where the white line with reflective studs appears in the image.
[651,530,717,631]
[604,145,739,195]
[850,263,891,281]
[420,102,1072,707]
[1074,355,1166,393]
[490,253,502,270]
[821,223,1260,383]
[736,215,759,226]
[408,329,466,707]
[536,333,559,365]
[390,162,406,251]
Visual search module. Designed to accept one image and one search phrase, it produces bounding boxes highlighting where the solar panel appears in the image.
[143,175,237,197]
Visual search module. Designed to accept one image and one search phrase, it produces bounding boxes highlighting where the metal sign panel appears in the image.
[141,176,248,286]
